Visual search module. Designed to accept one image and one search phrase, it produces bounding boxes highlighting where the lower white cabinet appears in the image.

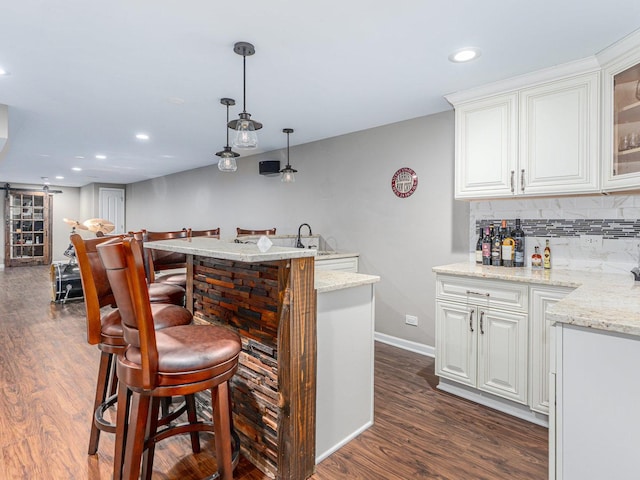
[435,276,529,405]
[436,274,574,420]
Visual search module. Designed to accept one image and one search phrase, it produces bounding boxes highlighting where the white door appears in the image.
[435,301,477,388]
[99,188,125,234]
[454,93,518,199]
[477,309,528,404]
[519,72,600,195]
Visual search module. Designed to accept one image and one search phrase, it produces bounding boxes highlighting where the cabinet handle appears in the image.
[479,311,485,335]
[469,310,474,333]
[510,170,515,193]
[520,169,525,193]
[466,290,490,297]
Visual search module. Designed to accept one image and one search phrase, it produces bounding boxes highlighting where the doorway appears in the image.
[98,188,125,234]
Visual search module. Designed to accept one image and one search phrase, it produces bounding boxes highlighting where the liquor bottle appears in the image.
[475,226,483,264]
[481,227,492,265]
[491,222,502,266]
[501,223,515,267]
[543,239,551,269]
[531,246,543,269]
[513,218,525,267]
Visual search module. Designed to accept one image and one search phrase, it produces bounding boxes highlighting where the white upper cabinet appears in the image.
[519,73,600,195]
[600,32,640,192]
[450,69,600,199]
[455,93,518,198]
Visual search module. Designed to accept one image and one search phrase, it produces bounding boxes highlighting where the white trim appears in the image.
[438,379,549,427]
[315,420,373,464]
[374,332,435,357]
[0,263,4,270]
[444,56,600,106]
[596,28,640,66]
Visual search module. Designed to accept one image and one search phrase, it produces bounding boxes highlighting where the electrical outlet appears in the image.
[580,235,603,249]
[405,315,418,326]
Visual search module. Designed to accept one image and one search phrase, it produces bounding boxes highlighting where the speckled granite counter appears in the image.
[315,270,379,293]
[145,236,315,262]
[433,263,640,337]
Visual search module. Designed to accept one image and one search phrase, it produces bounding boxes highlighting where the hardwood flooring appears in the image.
[0,265,548,479]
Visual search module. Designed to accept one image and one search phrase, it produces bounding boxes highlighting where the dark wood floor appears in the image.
[0,265,548,479]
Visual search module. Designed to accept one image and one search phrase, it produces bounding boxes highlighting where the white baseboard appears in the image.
[0,263,4,270]
[315,420,373,464]
[438,379,549,427]
[374,332,435,358]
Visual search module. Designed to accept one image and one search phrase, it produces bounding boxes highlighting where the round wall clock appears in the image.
[391,167,418,198]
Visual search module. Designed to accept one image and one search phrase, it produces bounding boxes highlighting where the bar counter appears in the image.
[146,237,317,480]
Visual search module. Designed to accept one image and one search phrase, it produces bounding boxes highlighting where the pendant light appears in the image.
[280,128,297,183]
[228,42,262,149]
[215,98,240,172]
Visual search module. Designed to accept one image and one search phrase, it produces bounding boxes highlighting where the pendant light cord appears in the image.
[242,55,247,114]
[225,104,230,147]
[286,131,290,167]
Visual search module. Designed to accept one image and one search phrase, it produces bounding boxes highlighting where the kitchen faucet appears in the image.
[296,223,312,248]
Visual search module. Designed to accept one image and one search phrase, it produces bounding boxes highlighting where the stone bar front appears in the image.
[145,238,317,480]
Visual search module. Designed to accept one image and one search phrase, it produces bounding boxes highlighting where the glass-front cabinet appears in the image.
[603,50,640,191]
[4,191,51,266]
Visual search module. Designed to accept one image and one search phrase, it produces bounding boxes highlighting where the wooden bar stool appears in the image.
[71,234,193,455]
[143,229,189,287]
[98,237,241,480]
[189,227,220,238]
[236,227,276,236]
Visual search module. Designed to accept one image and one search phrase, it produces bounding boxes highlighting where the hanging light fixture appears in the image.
[228,42,262,149]
[280,128,297,183]
[215,98,240,172]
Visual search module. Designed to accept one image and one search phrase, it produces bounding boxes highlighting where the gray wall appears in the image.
[126,110,469,347]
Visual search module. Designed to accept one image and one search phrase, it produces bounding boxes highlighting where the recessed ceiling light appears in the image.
[71,167,82,171]
[135,133,150,140]
[95,154,107,160]
[55,175,64,180]
[75,155,85,159]
[0,68,9,76]
[449,47,481,63]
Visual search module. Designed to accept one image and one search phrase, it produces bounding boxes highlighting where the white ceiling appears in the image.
[1,0,639,187]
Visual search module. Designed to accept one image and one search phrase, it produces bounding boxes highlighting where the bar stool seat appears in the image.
[147,282,185,305]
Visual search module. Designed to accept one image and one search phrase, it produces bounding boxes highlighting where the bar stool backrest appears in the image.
[189,228,220,238]
[98,237,158,389]
[71,233,125,345]
[236,227,276,236]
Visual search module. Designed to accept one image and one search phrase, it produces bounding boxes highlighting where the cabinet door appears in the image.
[602,51,640,191]
[529,286,573,414]
[435,301,476,387]
[519,72,600,195]
[454,93,518,199]
[477,309,528,404]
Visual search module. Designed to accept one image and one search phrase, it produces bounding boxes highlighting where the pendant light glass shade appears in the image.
[233,113,258,149]
[217,147,238,172]
[216,98,240,172]
[280,128,297,183]
[228,42,262,149]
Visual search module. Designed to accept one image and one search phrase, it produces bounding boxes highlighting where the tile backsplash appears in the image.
[469,194,640,274]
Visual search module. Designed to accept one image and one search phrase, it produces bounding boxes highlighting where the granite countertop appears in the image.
[315,270,380,293]
[145,237,315,263]
[433,262,640,337]
[315,251,359,261]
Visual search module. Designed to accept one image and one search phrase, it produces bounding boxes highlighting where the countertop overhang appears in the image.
[433,263,640,337]
[145,237,316,263]
[315,270,380,293]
